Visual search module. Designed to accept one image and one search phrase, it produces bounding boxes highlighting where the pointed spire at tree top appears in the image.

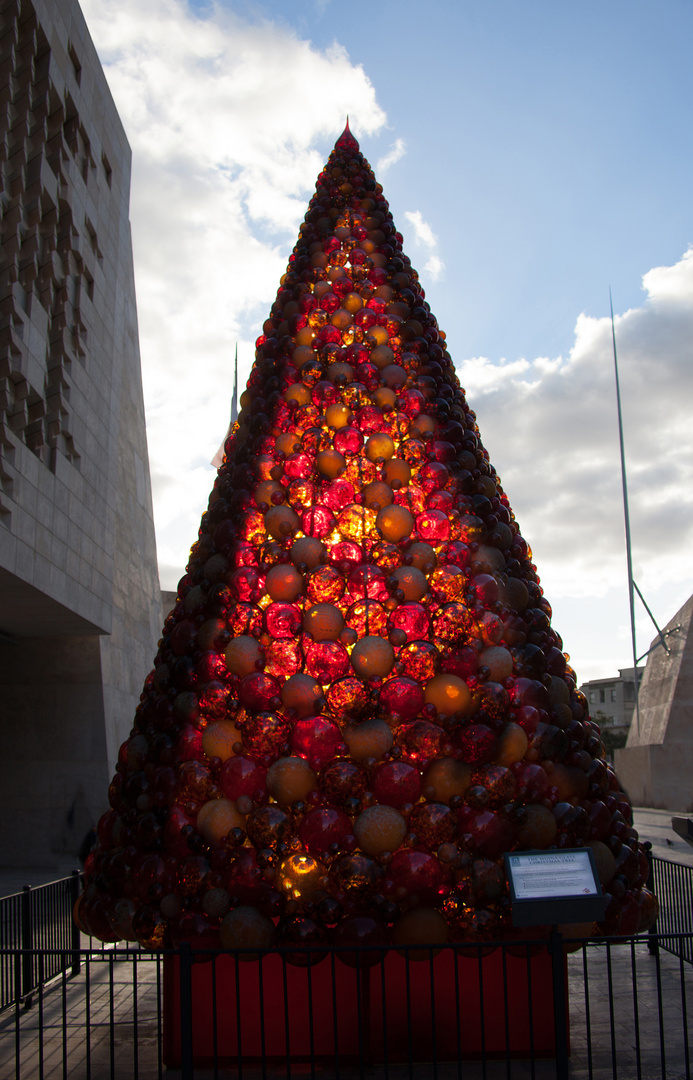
[335,116,359,152]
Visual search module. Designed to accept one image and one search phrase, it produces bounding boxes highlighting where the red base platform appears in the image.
[163,946,568,1067]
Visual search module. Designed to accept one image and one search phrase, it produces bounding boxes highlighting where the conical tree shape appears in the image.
[76,127,657,954]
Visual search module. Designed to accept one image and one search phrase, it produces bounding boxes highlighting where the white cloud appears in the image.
[376,137,406,174]
[424,254,445,282]
[403,209,445,283]
[458,247,693,607]
[80,0,387,588]
[404,209,437,249]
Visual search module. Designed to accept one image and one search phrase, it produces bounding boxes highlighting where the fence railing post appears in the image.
[179,942,194,1080]
[70,871,81,977]
[644,843,659,956]
[549,928,569,1080]
[21,886,32,1005]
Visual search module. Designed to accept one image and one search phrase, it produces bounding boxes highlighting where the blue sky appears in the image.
[82,0,693,684]
[195,0,693,362]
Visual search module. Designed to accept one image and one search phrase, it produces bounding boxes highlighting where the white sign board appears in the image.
[504,848,605,927]
[507,850,599,900]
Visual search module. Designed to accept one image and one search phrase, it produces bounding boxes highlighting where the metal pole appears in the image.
[231,342,239,425]
[21,886,32,1005]
[70,871,81,977]
[550,928,569,1080]
[610,289,640,735]
[179,943,194,1079]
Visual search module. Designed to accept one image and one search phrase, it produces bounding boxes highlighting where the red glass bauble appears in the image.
[333,915,389,967]
[291,715,343,770]
[457,808,517,859]
[319,759,368,804]
[298,807,352,856]
[388,602,430,641]
[455,724,498,765]
[378,676,425,721]
[276,915,328,967]
[265,602,302,638]
[305,641,350,683]
[385,850,450,905]
[238,672,281,710]
[371,761,422,808]
[219,756,267,801]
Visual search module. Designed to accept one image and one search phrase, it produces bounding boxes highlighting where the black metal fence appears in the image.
[1,934,692,1079]
[650,854,693,965]
[0,873,81,1010]
[2,857,693,1077]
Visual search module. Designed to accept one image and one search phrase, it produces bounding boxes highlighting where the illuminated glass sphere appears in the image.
[278,853,325,899]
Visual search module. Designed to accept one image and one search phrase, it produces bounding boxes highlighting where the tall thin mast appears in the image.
[610,289,640,735]
[230,343,239,425]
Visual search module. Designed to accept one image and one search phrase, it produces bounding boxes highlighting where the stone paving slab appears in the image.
[633,807,693,866]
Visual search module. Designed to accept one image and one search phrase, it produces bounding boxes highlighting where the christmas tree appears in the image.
[76,124,657,956]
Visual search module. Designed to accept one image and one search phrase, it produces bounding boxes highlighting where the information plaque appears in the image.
[504,848,606,927]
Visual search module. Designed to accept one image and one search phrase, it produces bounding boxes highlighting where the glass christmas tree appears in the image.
[76,123,657,957]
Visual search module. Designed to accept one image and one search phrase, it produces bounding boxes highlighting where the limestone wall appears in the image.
[0,0,161,866]
[615,595,693,812]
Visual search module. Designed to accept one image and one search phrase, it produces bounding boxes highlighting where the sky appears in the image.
[79,0,693,685]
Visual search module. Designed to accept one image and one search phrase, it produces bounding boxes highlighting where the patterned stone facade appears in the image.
[0,0,161,866]
[616,596,693,812]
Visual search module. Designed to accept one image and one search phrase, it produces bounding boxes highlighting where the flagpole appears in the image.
[231,343,239,425]
[610,289,640,735]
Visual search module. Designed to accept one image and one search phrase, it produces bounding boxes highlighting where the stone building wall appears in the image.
[615,595,693,812]
[0,0,161,866]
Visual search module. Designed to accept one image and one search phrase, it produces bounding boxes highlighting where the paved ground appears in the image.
[632,807,693,866]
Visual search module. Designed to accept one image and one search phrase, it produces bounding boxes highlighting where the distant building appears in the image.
[0,0,160,867]
[580,667,645,736]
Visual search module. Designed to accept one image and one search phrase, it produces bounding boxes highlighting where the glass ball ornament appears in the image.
[350,636,395,679]
[372,761,422,808]
[333,914,389,968]
[298,807,352,856]
[319,759,368,804]
[267,756,317,806]
[379,676,424,722]
[277,853,325,900]
[343,718,393,763]
[246,804,294,849]
[385,850,449,905]
[219,756,267,802]
[219,906,275,958]
[281,673,324,717]
[224,636,263,677]
[276,915,328,967]
[290,715,343,770]
[375,504,415,542]
[196,799,246,847]
[201,720,242,762]
[392,907,449,960]
[354,805,407,856]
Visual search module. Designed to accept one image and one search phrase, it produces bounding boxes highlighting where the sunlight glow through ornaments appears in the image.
[76,123,657,959]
